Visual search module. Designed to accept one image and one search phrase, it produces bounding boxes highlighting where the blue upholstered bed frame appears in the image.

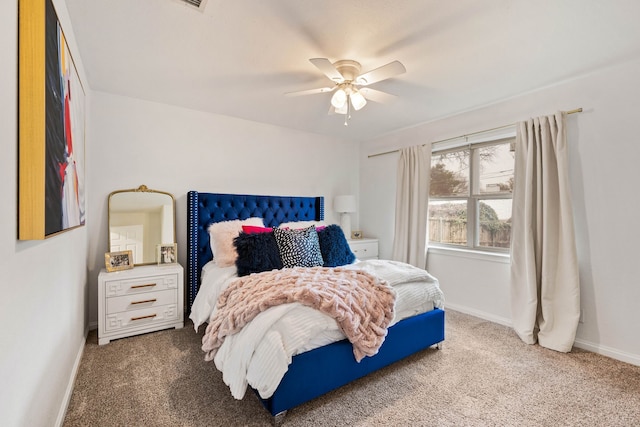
[187,191,445,420]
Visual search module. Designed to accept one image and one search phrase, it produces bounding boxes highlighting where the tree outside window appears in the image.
[428,139,514,251]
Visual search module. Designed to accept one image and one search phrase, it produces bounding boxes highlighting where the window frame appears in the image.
[429,136,515,254]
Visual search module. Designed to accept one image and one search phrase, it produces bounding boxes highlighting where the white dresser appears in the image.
[348,238,379,260]
[98,264,184,345]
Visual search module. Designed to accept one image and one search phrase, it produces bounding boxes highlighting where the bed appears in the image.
[187,191,445,423]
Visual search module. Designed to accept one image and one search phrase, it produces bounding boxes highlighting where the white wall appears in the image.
[360,59,640,365]
[86,92,360,326]
[4,2,637,423]
[0,1,90,426]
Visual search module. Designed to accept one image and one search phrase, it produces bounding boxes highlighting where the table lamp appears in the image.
[334,195,356,239]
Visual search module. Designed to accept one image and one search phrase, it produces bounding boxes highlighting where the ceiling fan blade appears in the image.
[356,60,406,85]
[309,58,344,83]
[285,87,335,97]
[359,88,397,103]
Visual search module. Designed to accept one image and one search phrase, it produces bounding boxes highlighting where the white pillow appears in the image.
[278,220,327,229]
[208,217,264,267]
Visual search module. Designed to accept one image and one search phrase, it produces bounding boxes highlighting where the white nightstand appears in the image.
[98,264,184,345]
[348,238,379,260]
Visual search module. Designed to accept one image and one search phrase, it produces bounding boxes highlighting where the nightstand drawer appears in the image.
[350,240,379,259]
[104,304,179,332]
[106,289,177,314]
[98,264,184,345]
[104,273,179,297]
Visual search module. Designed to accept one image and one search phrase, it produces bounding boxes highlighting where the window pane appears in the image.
[430,149,469,197]
[477,142,515,195]
[428,200,467,246]
[478,199,512,248]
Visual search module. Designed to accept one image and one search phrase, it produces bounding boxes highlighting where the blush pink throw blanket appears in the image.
[202,267,396,362]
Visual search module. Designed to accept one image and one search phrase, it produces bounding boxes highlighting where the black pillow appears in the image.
[317,224,356,267]
[234,231,283,276]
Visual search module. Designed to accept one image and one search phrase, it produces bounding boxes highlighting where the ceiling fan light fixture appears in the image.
[287,57,405,125]
[335,102,348,115]
[331,88,347,108]
[350,90,367,111]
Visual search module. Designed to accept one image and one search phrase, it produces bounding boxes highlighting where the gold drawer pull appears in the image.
[131,314,157,321]
[130,283,156,289]
[131,298,157,305]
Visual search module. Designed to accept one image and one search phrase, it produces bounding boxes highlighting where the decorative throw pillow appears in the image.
[208,217,264,267]
[241,225,274,234]
[317,224,356,267]
[273,226,324,268]
[234,232,283,276]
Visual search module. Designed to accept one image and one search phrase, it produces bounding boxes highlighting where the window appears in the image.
[428,137,515,252]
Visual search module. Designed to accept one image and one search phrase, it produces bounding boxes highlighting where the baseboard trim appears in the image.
[573,338,640,367]
[444,302,513,328]
[444,303,640,367]
[55,327,88,427]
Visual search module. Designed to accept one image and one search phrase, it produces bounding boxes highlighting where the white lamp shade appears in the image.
[350,90,367,111]
[331,88,347,109]
[334,102,348,115]
[334,195,356,213]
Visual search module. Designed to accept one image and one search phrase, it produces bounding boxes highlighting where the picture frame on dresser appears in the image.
[157,243,177,265]
[105,250,134,272]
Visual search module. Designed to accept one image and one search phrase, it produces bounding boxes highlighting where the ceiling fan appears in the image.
[286,58,406,125]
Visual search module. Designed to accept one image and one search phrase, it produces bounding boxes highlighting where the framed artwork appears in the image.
[351,230,363,239]
[18,0,86,239]
[105,251,134,272]
[157,243,177,265]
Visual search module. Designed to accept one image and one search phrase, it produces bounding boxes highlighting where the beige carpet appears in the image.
[63,310,640,426]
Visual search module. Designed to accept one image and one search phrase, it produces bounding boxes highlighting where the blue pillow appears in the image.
[234,232,283,276]
[317,224,356,267]
[273,226,324,268]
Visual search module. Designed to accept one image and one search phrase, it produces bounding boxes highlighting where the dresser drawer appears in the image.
[104,304,180,332]
[106,289,177,315]
[350,241,379,259]
[104,273,179,297]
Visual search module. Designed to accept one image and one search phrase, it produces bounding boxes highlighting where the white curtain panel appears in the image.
[391,144,431,268]
[510,112,580,352]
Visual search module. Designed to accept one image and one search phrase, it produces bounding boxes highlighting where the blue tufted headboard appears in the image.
[186,191,324,312]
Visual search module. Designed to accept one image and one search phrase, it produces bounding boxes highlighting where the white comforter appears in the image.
[190,259,444,400]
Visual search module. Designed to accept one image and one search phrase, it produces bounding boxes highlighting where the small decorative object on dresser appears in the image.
[348,237,379,260]
[105,250,134,272]
[157,243,177,265]
[98,264,184,345]
[351,230,362,239]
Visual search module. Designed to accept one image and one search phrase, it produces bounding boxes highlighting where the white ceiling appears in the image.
[64,0,640,142]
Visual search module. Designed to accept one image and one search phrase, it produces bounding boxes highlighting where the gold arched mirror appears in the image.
[108,185,176,265]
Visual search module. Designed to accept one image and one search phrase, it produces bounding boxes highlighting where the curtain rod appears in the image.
[367,108,583,159]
